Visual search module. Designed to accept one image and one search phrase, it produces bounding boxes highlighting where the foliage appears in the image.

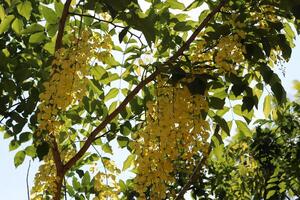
[1,0,300,199]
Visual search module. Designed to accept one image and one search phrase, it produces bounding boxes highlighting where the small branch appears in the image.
[68,12,145,46]
[92,144,109,186]
[169,0,229,63]
[64,0,229,176]
[174,125,220,200]
[55,0,72,51]
[64,70,159,171]
[26,160,31,200]
[51,137,65,200]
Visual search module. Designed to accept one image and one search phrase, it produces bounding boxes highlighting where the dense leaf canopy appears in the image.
[1,0,300,199]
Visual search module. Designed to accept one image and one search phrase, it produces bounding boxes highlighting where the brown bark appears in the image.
[51,0,72,199]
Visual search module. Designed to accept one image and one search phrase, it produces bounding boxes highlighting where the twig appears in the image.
[26,160,31,200]
[64,0,229,175]
[92,144,109,186]
[168,0,229,63]
[68,12,145,46]
[174,125,220,200]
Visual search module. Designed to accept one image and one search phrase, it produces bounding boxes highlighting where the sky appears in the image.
[1,2,300,200]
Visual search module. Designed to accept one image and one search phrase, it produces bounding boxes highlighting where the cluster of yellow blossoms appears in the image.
[37,30,112,138]
[133,77,210,199]
[32,30,113,198]
[191,29,246,73]
[31,153,57,199]
[250,5,279,29]
[93,159,121,200]
[31,148,76,199]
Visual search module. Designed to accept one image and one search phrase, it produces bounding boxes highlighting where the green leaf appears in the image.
[25,146,36,157]
[102,143,113,154]
[266,190,276,199]
[117,136,129,148]
[9,140,20,151]
[17,1,32,20]
[36,142,49,161]
[11,18,23,34]
[242,96,256,112]
[263,95,272,118]
[29,32,46,43]
[108,101,118,114]
[102,55,120,66]
[82,171,91,187]
[233,105,242,116]
[174,22,192,31]
[209,97,225,110]
[54,0,64,17]
[14,150,25,167]
[104,88,119,102]
[22,23,44,34]
[270,82,286,105]
[236,120,252,137]
[0,5,6,21]
[184,0,204,11]
[166,0,185,9]
[46,23,58,37]
[43,41,55,54]
[72,177,80,191]
[0,15,15,34]
[214,115,230,136]
[122,154,135,171]
[213,145,224,161]
[40,5,58,24]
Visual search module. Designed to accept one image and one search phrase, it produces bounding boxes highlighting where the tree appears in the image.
[0,0,300,199]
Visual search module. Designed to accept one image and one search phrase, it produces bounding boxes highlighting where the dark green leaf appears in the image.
[119,26,129,43]
[214,116,230,136]
[36,142,50,161]
[209,97,225,110]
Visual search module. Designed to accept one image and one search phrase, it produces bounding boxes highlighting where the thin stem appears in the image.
[174,125,220,200]
[26,160,31,200]
[92,144,109,186]
[68,12,145,46]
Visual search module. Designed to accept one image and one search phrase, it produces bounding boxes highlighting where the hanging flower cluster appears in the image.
[93,159,121,200]
[37,30,112,138]
[30,148,76,199]
[191,31,246,74]
[30,153,57,199]
[133,77,210,199]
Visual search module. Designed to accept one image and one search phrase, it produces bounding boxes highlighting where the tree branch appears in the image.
[55,0,72,51]
[52,1,73,199]
[51,137,65,200]
[64,0,228,175]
